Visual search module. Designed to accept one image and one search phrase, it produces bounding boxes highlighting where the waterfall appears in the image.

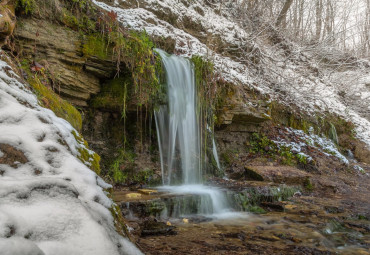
[154,49,230,216]
[154,49,202,185]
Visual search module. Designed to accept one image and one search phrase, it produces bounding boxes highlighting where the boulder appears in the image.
[0,1,16,44]
[244,165,312,185]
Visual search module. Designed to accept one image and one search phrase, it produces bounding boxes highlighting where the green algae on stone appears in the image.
[247,133,309,167]
[82,34,109,60]
[72,130,101,175]
[90,77,129,112]
[28,75,82,131]
[15,0,36,15]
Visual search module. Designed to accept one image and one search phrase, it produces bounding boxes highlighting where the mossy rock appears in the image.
[90,77,130,111]
[72,130,101,175]
[28,75,82,131]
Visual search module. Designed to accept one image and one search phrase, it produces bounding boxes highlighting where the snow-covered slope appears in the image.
[93,0,370,148]
[0,54,142,255]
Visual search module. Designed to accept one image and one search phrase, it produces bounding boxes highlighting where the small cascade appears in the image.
[158,185,230,217]
[207,124,221,170]
[154,49,229,216]
[329,123,339,145]
[212,137,221,170]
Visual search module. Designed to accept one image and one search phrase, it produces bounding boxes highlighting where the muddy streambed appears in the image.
[113,183,370,255]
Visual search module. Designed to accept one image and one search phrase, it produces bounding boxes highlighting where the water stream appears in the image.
[154,49,229,217]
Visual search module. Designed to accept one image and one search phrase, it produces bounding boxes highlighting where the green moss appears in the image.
[118,31,161,108]
[28,75,82,131]
[248,133,277,155]
[61,9,80,29]
[246,205,266,214]
[296,153,308,165]
[191,55,217,121]
[24,0,162,110]
[107,149,159,186]
[16,0,36,15]
[279,145,295,165]
[110,160,128,183]
[88,15,162,109]
[232,185,299,212]
[268,185,299,201]
[90,77,129,113]
[72,130,101,175]
[357,215,368,220]
[304,178,314,191]
[107,149,134,185]
[288,115,310,134]
[221,149,239,166]
[149,201,165,216]
[109,202,131,238]
[82,34,109,59]
[20,58,82,131]
[248,133,309,166]
[134,168,156,184]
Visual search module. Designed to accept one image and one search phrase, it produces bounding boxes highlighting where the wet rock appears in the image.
[138,189,158,195]
[0,1,16,45]
[291,246,336,255]
[140,218,176,236]
[244,165,312,185]
[14,20,99,106]
[220,104,269,126]
[120,199,166,218]
[187,215,213,224]
[14,19,124,107]
[0,143,28,168]
[261,201,285,212]
[126,193,142,199]
[324,206,344,214]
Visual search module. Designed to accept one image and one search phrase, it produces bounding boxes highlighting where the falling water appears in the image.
[154,49,201,185]
[154,49,230,216]
[212,137,221,170]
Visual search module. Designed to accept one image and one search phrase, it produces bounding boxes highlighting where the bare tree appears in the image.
[365,0,370,55]
[315,0,323,40]
[276,0,294,27]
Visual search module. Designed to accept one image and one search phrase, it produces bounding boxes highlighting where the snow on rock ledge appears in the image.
[0,54,142,255]
[93,0,370,148]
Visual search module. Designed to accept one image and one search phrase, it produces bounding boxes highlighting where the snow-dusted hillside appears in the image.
[93,0,370,148]
[0,54,142,255]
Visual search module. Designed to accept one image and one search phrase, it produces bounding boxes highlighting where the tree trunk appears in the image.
[276,0,294,28]
[315,0,323,41]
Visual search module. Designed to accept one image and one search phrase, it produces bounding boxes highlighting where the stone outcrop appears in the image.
[0,1,16,44]
[244,165,312,185]
[0,143,28,169]
[14,19,122,106]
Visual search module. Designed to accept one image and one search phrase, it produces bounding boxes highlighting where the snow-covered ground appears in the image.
[0,54,142,255]
[93,0,370,148]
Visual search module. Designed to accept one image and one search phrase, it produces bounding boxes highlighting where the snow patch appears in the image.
[0,237,45,255]
[0,54,142,255]
[273,128,349,165]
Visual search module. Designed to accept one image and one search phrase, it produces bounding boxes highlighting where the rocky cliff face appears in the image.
[6,0,370,187]
[14,18,123,106]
